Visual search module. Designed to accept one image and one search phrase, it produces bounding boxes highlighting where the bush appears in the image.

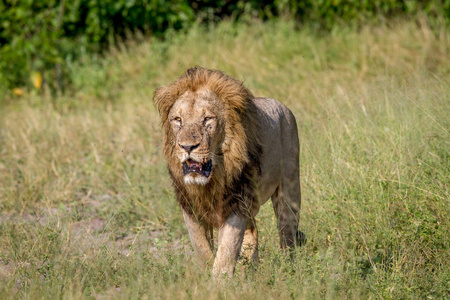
[0,0,195,93]
[0,0,448,95]
[279,0,449,29]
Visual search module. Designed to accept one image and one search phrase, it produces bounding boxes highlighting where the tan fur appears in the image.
[154,67,261,227]
[153,67,303,276]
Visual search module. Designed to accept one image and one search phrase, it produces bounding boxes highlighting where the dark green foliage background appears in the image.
[0,0,449,92]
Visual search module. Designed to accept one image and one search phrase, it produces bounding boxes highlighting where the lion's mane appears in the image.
[153,67,262,227]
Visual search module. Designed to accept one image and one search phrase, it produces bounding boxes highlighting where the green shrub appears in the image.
[278,0,449,28]
[0,0,195,93]
[0,0,448,94]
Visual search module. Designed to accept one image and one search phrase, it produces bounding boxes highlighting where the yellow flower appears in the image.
[12,88,24,96]
[31,71,43,89]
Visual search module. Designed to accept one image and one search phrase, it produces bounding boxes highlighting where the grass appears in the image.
[0,19,449,299]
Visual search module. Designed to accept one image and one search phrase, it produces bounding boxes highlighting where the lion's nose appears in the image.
[179,143,200,153]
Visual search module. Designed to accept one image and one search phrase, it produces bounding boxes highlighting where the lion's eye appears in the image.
[204,117,213,122]
[172,117,182,125]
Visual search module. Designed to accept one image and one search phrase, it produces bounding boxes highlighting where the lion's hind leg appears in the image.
[241,218,259,264]
[271,180,303,249]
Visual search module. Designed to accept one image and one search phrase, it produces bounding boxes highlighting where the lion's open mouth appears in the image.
[182,159,213,177]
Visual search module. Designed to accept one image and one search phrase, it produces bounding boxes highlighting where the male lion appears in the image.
[153,67,303,276]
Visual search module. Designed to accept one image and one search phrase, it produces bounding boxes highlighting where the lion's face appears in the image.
[168,90,225,185]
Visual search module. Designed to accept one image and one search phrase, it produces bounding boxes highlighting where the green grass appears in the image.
[0,19,449,299]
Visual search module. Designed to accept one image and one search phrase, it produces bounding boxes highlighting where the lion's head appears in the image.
[153,67,260,190]
[168,89,226,185]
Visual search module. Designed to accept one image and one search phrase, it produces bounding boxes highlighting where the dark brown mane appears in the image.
[153,67,262,227]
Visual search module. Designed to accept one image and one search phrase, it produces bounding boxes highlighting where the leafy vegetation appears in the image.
[1,0,449,94]
[0,19,448,298]
[0,0,195,94]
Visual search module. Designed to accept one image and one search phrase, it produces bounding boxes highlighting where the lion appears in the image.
[153,67,304,276]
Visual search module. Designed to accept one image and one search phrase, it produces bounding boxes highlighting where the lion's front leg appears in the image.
[212,213,247,277]
[182,208,214,268]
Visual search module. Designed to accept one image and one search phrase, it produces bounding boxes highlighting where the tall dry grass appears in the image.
[0,19,448,299]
